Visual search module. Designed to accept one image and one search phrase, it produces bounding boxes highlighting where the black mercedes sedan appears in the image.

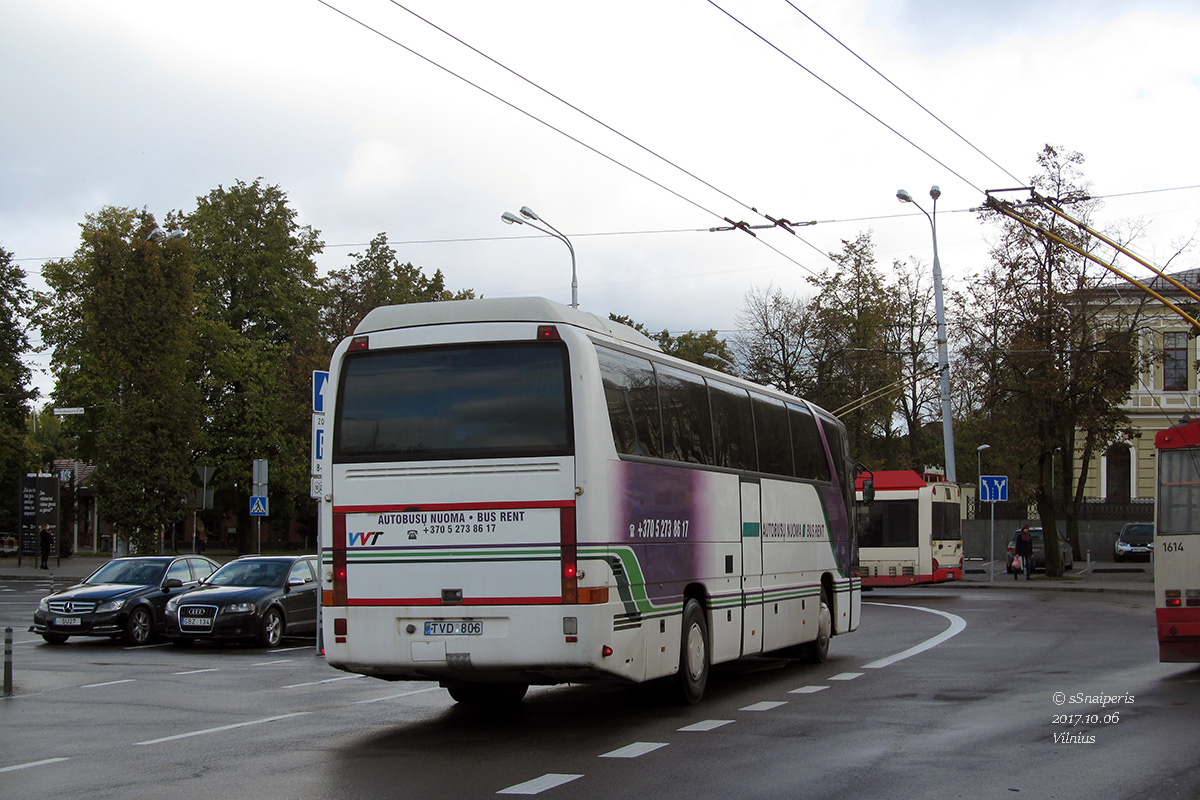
[165,555,319,648]
[32,555,219,645]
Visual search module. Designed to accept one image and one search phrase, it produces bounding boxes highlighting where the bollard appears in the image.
[4,627,12,697]
[1087,549,1092,572]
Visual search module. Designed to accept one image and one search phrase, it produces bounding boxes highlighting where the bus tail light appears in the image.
[1166,590,1182,608]
[537,325,560,340]
[561,506,577,604]
[349,335,369,351]
[932,557,940,572]
[332,513,348,606]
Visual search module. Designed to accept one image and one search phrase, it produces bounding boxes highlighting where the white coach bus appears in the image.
[319,297,861,704]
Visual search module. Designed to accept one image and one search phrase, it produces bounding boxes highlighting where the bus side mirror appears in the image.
[862,479,875,505]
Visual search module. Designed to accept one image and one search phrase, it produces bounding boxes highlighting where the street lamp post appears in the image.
[977,443,993,581]
[501,206,578,308]
[898,186,956,482]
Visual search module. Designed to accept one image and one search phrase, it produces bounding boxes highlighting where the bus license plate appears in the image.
[424,620,482,636]
[54,617,81,626]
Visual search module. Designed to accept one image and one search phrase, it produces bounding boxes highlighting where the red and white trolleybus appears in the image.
[853,469,963,587]
[1154,417,1200,662]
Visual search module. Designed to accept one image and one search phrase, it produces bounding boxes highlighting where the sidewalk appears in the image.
[959,557,1154,595]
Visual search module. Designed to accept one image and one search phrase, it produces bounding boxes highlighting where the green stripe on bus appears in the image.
[742,522,760,538]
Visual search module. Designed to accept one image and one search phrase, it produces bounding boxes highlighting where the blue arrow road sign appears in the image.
[313,370,329,413]
[980,475,1008,503]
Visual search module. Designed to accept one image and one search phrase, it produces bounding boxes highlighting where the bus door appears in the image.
[741,479,763,656]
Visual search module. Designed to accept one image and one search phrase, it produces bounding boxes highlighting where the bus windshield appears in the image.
[334,342,573,462]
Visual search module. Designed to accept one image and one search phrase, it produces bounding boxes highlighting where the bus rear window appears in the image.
[334,343,573,462]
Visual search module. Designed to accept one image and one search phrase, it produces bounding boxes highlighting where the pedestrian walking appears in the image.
[1015,524,1035,580]
[39,525,52,569]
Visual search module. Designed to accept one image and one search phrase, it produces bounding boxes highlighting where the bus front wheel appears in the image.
[675,598,710,705]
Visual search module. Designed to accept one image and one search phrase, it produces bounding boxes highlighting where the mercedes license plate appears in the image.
[54,617,81,626]
[424,620,482,636]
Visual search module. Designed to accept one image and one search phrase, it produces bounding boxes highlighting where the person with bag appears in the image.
[1014,524,1035,580]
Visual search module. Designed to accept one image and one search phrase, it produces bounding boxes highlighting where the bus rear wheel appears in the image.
[675,598,709,705]
[803,591,831,663]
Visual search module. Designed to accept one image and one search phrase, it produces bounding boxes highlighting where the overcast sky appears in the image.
[4,0,1200,401]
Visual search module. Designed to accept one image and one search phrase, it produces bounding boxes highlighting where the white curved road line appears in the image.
[860,602,967,669]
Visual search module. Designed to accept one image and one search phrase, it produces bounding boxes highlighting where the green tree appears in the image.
[0,246,35,531]
[179,179,323,552]
[888,257,942,471]
[970,146,1139,574]
[806,232,903,463]
[37,207,199,554]
[319,232,474,346]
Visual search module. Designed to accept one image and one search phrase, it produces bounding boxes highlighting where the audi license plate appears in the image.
[424,620,482,636]
[54,617,81,626]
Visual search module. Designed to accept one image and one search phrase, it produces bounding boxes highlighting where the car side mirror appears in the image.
[163,577,184,593]
[288,576,306,587]
[861,478,875,506]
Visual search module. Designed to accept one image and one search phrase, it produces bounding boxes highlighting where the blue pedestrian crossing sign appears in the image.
[980,475,1008,503]
[249,495,269,517]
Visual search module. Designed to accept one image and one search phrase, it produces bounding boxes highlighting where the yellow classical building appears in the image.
[1081,269,1199,502]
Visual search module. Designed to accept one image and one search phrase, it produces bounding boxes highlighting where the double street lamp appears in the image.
[501,206,578,309]
[897,185,956,482]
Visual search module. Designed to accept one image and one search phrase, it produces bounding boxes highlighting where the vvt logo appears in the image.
[348,531,384,546]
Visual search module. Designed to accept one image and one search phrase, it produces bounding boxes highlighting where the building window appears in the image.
[1164,332,1188,391]
[1105,444,1131,502]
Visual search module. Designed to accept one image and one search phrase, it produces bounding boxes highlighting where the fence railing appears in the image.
[968,497,1154,522]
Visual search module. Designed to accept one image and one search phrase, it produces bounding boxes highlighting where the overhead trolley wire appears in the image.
[783,1,1024,187]
[317,0,827,277]
[707,0,985,195]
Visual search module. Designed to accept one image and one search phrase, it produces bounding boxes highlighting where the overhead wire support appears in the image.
[982,189,1200,333]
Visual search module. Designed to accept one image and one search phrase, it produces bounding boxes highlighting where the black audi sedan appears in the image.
[33,555,219,645]
[165,555,319,648]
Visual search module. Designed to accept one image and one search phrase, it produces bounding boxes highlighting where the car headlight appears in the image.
[166,597,181,613]
[38,598,50,612]
[224,602,256,614]
[96,599,126,613]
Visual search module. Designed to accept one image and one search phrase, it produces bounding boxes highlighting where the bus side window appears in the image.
[709,381,756,472]
[751,394,792,477]
[787,403,830,481]
[658,363,714,465]
[597,348,662,458]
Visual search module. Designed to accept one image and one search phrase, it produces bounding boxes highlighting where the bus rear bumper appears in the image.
[322,602,642,685]
[1157,608,1200,663]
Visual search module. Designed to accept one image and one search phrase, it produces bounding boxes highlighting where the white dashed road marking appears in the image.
[740,700,787,711]
[678,719,735,732]
[0,757,69,774]
[601,742,669,758]
[497,773,584,795]
[134,712,310,746]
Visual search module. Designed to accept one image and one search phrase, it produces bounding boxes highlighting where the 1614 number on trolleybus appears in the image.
[1155,417,1200,662]
[319,297,861,704]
